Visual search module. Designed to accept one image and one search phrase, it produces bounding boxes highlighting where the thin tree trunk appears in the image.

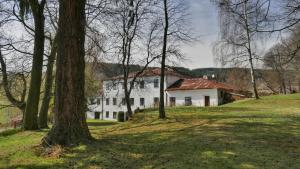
[244,0,259,100]
[43,0,91,146]
[159,0,168,119]
[23,2,46,130]
[38,37,57,129]
[124,84,133,118]
[0,49,26,111]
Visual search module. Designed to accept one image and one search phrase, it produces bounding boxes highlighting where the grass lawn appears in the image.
[1,94,300,169]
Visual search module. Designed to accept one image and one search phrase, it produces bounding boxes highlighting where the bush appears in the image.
[117,111,125,122]
[134,107,140,114]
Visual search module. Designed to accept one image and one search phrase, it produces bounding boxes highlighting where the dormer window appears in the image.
[154,79,159,88]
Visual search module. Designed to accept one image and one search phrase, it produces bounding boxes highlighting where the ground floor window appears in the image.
[113,112,117,119]
[130,98,134,106]
[140,98,145,106]
[185,97,192,106]
[122,98,126,105]
[106,111,109,118]
[113,98,117,105]
[170,97,176,107]
[95,112,100,119]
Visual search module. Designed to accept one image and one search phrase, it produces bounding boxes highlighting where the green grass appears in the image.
[1,94,300,169]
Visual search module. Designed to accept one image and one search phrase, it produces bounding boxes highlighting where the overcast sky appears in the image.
[181,0,220,69]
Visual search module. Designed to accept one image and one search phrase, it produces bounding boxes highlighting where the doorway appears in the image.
[95,112,100,119]
[205,96,210,107]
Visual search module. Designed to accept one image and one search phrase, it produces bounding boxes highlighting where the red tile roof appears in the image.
[107,68,186,80]
[166,78,235,91]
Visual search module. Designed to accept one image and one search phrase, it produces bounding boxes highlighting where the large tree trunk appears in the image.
[159,0,168,119]
[38,37,57,129]
[23,2,46,130]
[43,0,91,146]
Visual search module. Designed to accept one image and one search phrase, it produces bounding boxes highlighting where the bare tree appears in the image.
[38,0,59,129]
[263,26,300,94]
[158,0,193,118]
[13,0,47,130]
[99,0,162,117]
[214,0,272,99]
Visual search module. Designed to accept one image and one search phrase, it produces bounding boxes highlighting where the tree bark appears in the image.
[243,0,259,100]
[124,81,133,118]
[23,1,46,130]
[159,0,168,119]
[38,36,57,129]
[43,0,91,146]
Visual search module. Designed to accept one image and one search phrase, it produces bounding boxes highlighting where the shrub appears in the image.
[134,107,140,114]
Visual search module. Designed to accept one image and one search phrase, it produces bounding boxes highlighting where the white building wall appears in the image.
[86,75,221,121]
[100,75,178,121]
[166,89,219,107]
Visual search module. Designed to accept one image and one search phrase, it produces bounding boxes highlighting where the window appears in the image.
[140,80,145,89]
[113,98,117,105]
[140,98,145,106]
[113,83,117,90]
[185,97,192,106]
[97,98,101,105]
[170,97,176,107]
[154,79,159,88]
[106,98,110,105]
[130,98,134,106]
[121,82,125,89]
[106,111,109,118]
[122,98,126,105]
[106,83,109,90]
[113,112,117,119]
[154,97,159,107]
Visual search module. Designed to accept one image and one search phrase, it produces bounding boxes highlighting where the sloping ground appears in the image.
[0,94,300,169]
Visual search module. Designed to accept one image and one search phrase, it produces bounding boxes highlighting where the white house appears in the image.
[87,68,234,121]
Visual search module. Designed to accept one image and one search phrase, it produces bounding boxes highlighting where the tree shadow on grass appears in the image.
[5,164,65,169]
[0,128,22,137]
[61,115,300,169]
[87,121,118,127]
